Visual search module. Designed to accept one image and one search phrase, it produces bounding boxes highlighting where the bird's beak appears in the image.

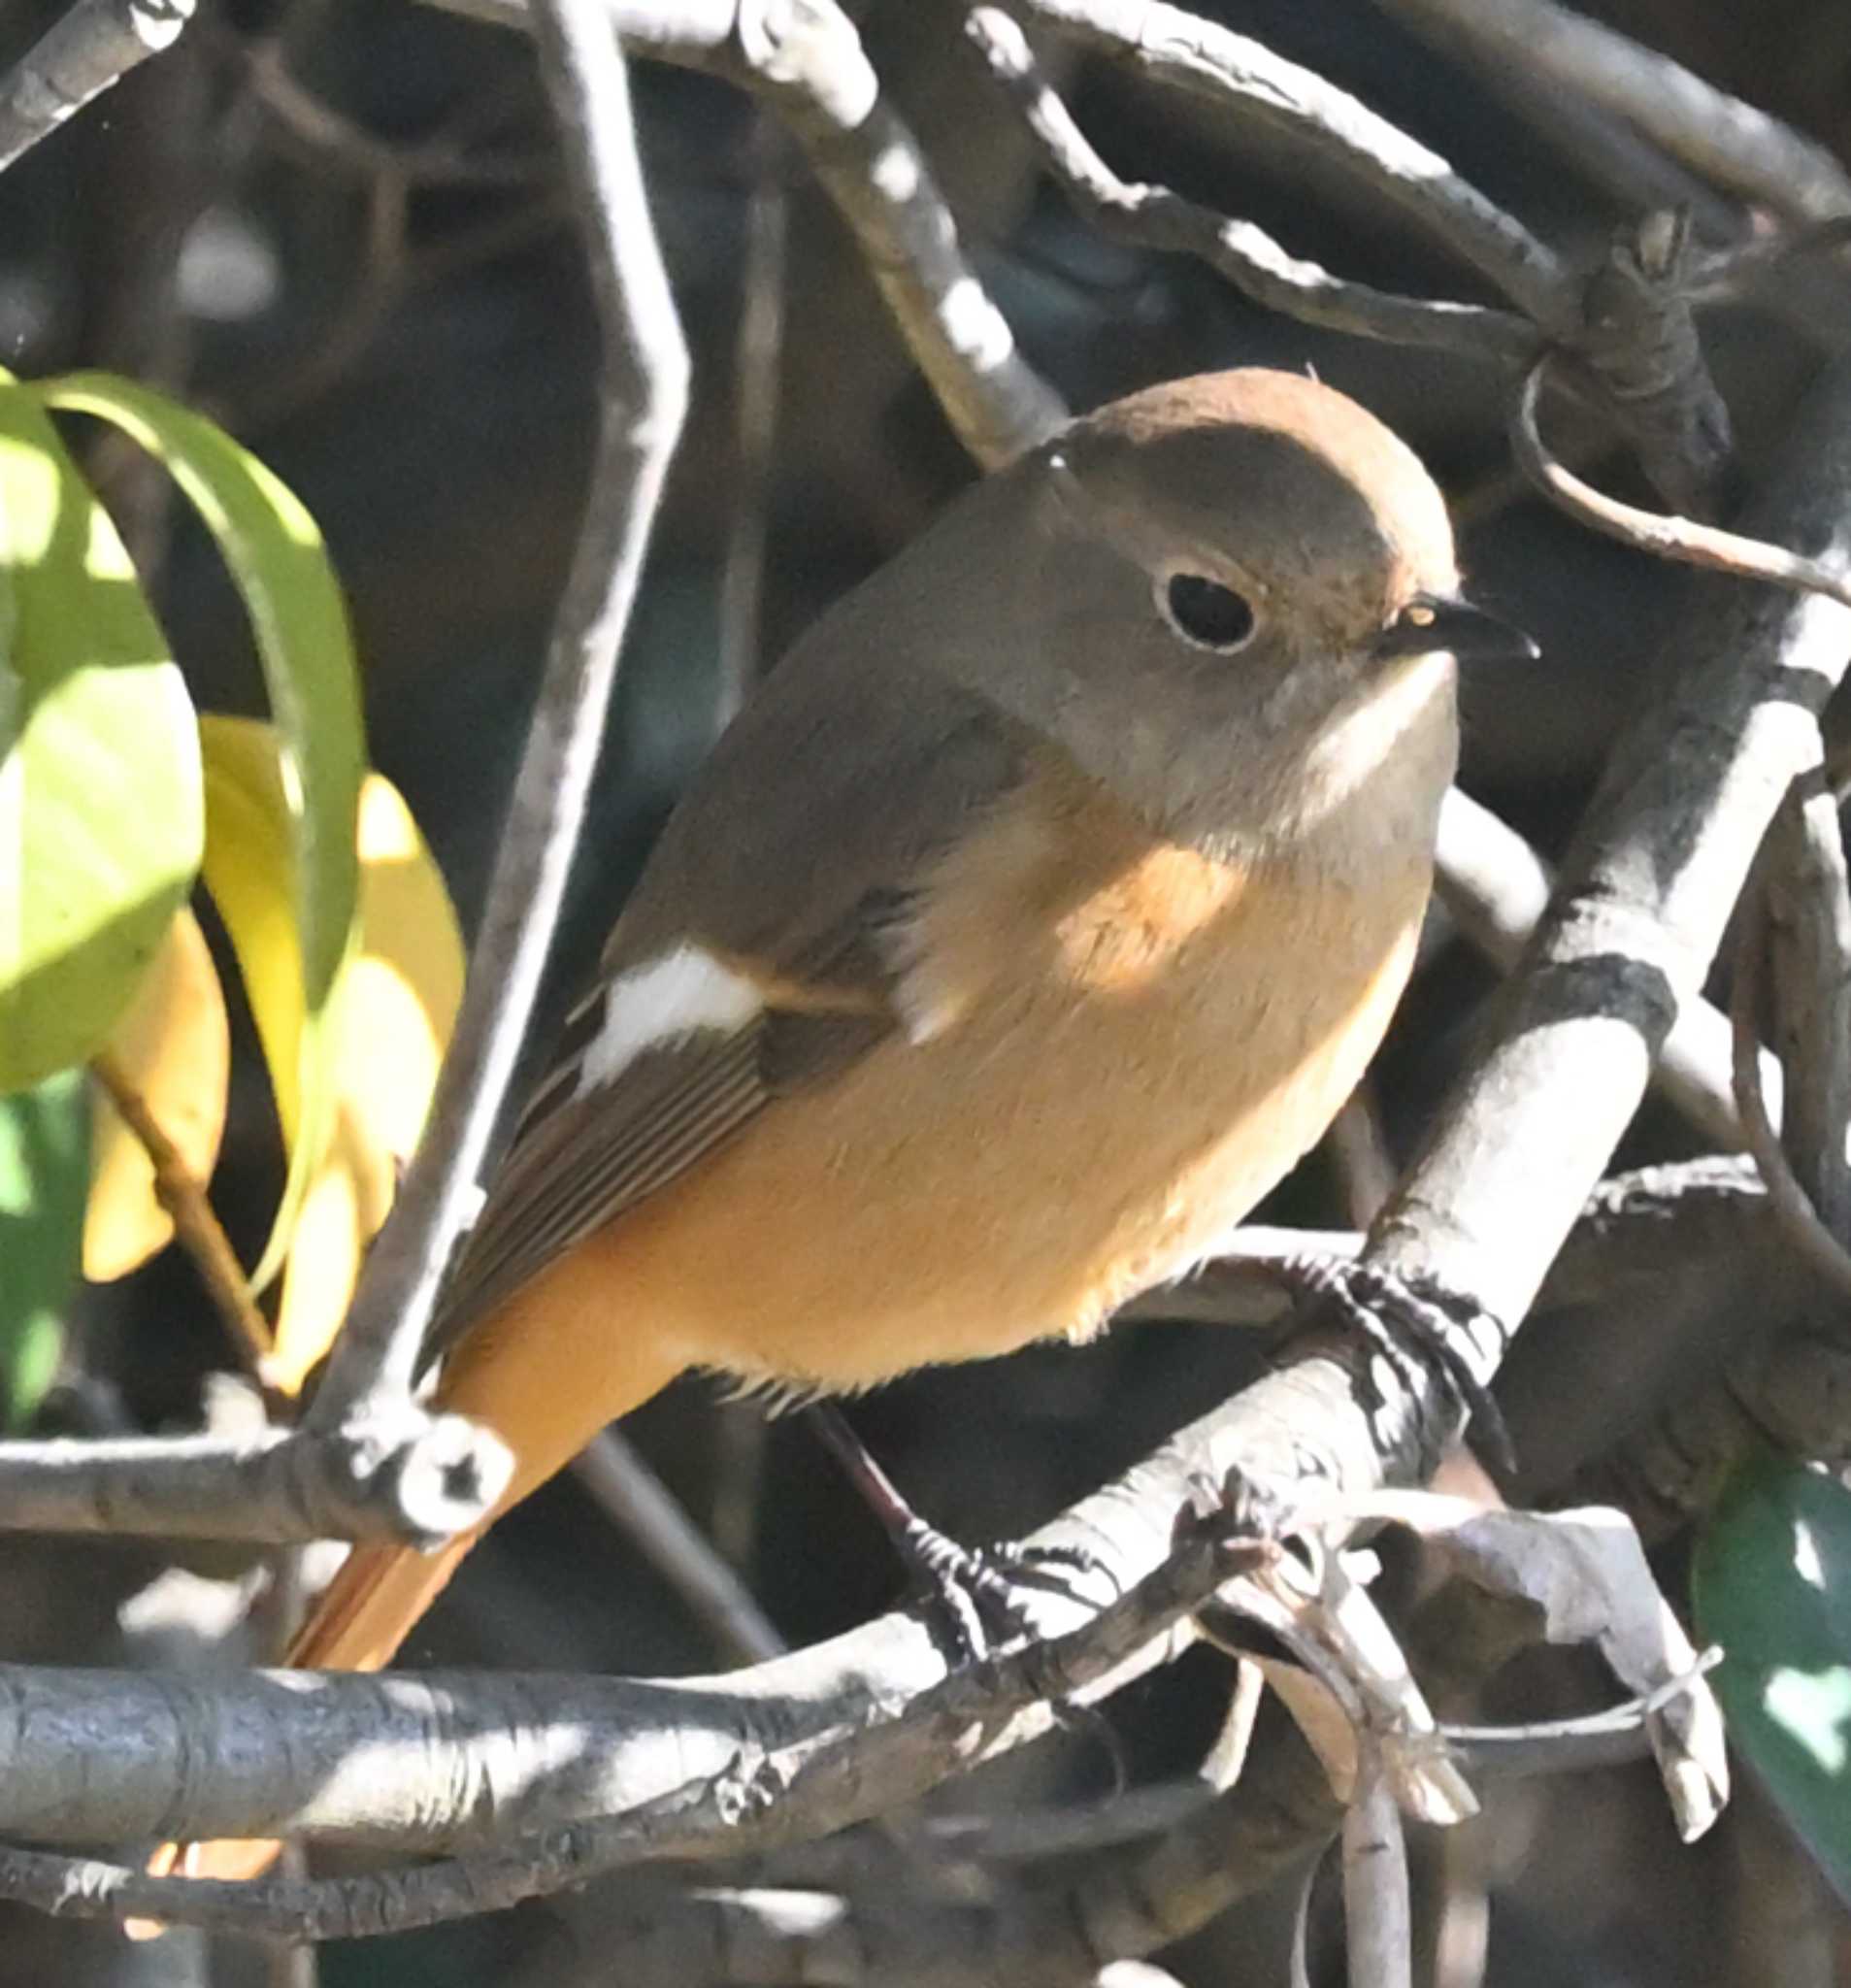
[1372,593,1538,665]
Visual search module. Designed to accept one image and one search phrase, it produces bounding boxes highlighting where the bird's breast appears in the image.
[607,762,1435,1392]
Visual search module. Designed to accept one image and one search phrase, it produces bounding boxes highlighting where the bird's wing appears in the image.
[426,651,1033,1352]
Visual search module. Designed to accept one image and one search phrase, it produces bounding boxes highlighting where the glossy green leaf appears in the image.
[41,376,366,1287]
[1694,1455,1851,1903]
[0,1070,89,1427]
[0,375,202,1091]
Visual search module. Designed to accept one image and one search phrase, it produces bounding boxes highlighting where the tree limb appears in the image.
[0,0,198,172]
[306,0,690,1436]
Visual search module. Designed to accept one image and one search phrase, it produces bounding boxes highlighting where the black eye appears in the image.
[1161,573,1256,652]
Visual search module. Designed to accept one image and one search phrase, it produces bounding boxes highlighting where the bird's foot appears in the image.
[893,1516,1108,1665]
[805,1401,1109,1662]
[1269,1252,1515,1475]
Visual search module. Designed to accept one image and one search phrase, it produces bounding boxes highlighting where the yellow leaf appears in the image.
[266,773,464,1395]
[83,908,230,1281]
[197,714,342,1289]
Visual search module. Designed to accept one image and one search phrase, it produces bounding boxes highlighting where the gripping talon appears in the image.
[1273,1253,1516,1475]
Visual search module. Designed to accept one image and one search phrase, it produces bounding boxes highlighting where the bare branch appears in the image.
[0,1415,508,1545]
[963,8,1536,364]
[1370,347,1851,1346]
[1731,876,1851,1309]
[1510,358,1851,607]
[1000,0,1574,332]
[1343,1756,1412,1988]
[714,109,788,725]
[572,1430,785,1664]
[0,1518,1263,1934]
[0,0,198,172]
[1372,0,1851,229]
[1573,212,1733,517]
[88,1050,273,1384]
[431,1,1072,463]
[1435,787,1769,1150]
[307,0,689,1433]
[1761,775,1851,1234]
[743,3,1069,465]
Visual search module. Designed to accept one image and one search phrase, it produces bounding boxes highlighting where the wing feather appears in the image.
[422,651,1038,1366]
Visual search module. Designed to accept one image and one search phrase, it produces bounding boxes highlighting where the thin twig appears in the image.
[1370,0,1851,229]
[88,1049,273,1380]
[1731,872,1851,1309]
[714,106,786,726]
[410,1,1072,464]
[233,169,411,432]
[738,1,1067,465]
[963,8,1536,364]
[1002,0,1574,333]
[0,0,200,171]
[308,0,689,1432]
[572,1429,785,1663]
[242,33,546,185]
[1510,357,1851,609]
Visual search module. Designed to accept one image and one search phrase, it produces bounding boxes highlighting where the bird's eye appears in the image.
[1159,573,1257,652]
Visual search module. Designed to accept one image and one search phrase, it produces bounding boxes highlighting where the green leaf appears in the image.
[1694,1455,1851,1903]
[0,375,202,1091]
[0,1070,89,1427]
[40,375,366,1288]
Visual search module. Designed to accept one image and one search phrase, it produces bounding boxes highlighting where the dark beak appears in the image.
[1373,593,1538,665]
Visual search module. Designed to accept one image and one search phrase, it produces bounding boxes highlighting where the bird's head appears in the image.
[928,368,1533,854]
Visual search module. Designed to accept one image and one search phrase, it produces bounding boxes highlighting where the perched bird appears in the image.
[164,367,1530,1878]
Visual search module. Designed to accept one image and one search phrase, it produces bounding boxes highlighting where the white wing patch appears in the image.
[577,945,762,1096]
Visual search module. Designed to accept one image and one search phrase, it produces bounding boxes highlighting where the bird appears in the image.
[157,366,1532,1882]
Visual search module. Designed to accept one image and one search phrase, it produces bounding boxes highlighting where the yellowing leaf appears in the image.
[198,716,311,1143]
[83,907,230,1281]
[201,712,363,1292]
[267,771,463,1395]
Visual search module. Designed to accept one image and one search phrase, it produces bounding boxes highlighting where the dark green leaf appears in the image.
[1695,1455,1851,1903]
[0,1070,89,1427]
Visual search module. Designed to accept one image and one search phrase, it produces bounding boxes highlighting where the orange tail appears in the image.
[285,1530,482,1673]
[139,1242,688,1905]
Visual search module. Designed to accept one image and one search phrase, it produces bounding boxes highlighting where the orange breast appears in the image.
[582,779,1431,1393]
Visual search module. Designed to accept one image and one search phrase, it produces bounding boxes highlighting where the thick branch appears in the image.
[0,1163,1771,1860]
[1371,349,1851,1337]
[0,0,198,171]
[0,1515,1263,1936]
[0,1416,507,1545]
[1435,786,1773,1148]
[1763,774,1851,1233]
